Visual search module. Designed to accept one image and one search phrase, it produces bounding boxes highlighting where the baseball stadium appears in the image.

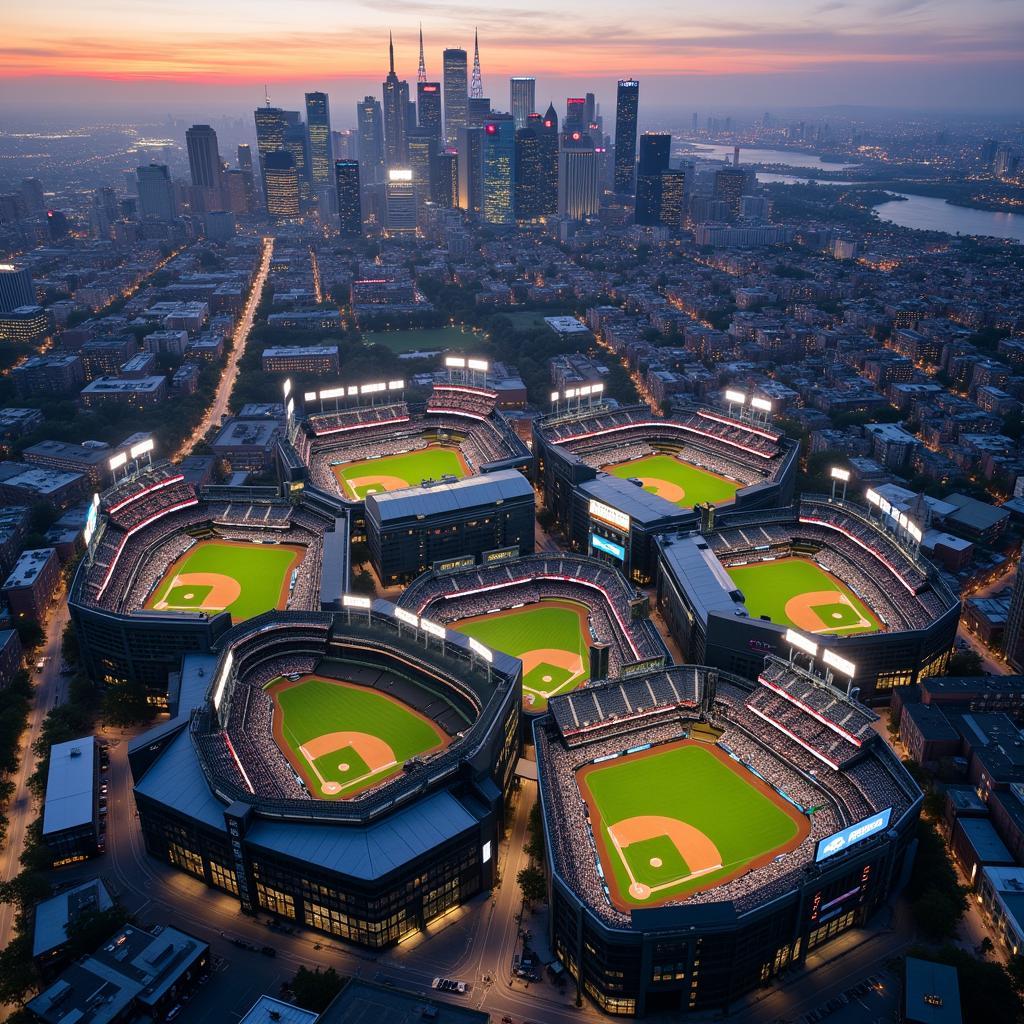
[657,494,961,701]
[535,655,921,1015]
[399,553,669,711]
[69,462,347,690]
[129,602,521,947]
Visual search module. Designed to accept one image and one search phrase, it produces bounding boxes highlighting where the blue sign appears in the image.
[590,533,625,561]
[815,807,892,863]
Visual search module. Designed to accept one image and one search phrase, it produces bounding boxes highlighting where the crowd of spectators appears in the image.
[306,402,410,438]
[425,383,498,419]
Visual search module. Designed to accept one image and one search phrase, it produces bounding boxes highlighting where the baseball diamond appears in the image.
[266,676,449,798]
[331,445,471,499]
[578,740,809,910]
[603,453,740,508]
[145,539,305,623]
[726,557,883,636]
[453,599,592,710]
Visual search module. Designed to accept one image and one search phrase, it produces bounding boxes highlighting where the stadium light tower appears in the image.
[724,389,746,417]
[830,466,850,501]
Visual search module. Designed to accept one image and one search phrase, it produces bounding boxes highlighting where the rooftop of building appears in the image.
[3,547,56,589]
[903,956,962,1024]
[318,979,490,1024]
[32,877,114,959]
[366,468,533,524]
[42,734,94,836]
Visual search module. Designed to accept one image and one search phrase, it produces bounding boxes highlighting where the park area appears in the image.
[363,326,488,354]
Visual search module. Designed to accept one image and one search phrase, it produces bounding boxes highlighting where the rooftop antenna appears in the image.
[417,23,427,83]
[389,31,395,75]
[470,27,483,99]
[264,84,271,107]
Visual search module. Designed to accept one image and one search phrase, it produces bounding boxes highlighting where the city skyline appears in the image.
[4,3,1023,117]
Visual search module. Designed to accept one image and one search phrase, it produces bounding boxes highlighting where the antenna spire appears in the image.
[417,23,427,83]
[264,83,270,107]
[470,27,483,99]
[388,31,395,75]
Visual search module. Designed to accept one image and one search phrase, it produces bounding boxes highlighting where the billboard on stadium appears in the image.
[433,555,475,574]
[484,545,520,564]
[588,499,630,533]
[815,807,892,863]
[590,533,625,561]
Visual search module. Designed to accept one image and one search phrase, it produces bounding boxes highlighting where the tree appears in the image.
[911,890,963,941]
[101,682,153,727]
[946,649,984,677]
[922,789,946,820]
[517,865,547,905]
[906,819,967,940]
[1008,953,1024,991]
[291,966,346,1013]
[64,905,131,960]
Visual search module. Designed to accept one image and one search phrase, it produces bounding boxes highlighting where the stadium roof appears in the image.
[245,790,479,880]
[42,736,95,836]
[133,729,226,830]
[657,534,746,623]
[904,957,961,1024]
[580,475,690,528]
[366,468,533,525]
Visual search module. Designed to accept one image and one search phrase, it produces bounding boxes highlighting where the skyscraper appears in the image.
[385,168,416,232]
[283,118,312,204]
[0,264,34,313]
[660,169,686,229]
[356,96,385,185]
[334,159,362,237]
[254,102,287,211]
[714,167,746,218]
[467,97,492,129]
[635,132,670,225]
[237,144,256,208]
[482,115,515,225]
[435,151,459,208]
[407,127,438,219]
[263,150,300,218]
[538,105,560,217]
[510,78,535,130]
[457,125,484,215]
[565,97,586,132]
[304,92,333,191]
[417,82,443,147]
[136,164,176,220]
[443,48,468,148]
[185,124,222,193]
[558,132,599,221]
[382,33,410,166]
[613,79,640,195]
[1006,568,1024,672]
[470,28,484,100]
[417,23,427,84]
[514,124,542,222]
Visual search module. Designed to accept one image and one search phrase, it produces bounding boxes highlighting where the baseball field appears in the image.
[578,740,809,909]
[145,540,304,623]
[332,445,469,499]
[604,453,739,508]
[453,599,591,710]
[726,556,882,636]
[266,676,448,798]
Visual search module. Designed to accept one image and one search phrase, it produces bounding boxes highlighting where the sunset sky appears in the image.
[4,0,1022,120]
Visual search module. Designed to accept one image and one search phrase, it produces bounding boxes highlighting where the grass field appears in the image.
[363,326,487,354]
[268,676,447,798]
[497,310,573,331]
[454,599,591,710]
[145,540,303,623]
[332,445,468,499]
[726,557,882,636]
[578,741,807,908]
[605,454,740,508]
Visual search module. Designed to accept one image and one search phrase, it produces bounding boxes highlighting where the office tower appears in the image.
[558,132,599,221]
[465,97,490,129]
[613,79,639,194]
[417,82,443,146]
[281,117,311,204]
[714,167,746,217]
[304,92,333,190]
[514,124,541,221]
[185,124,223,212]
[20,178,45,214]
[236,144,256,209]
[254,102,287,183]
[357,96,386,185]
[537,105,560,216]
[263,150,300,217]
[1007,569,1024,672]
[470,28,484,99]
[417,23,427,83]
[457,126,485,214]
[635,132,670,225]
[435,151,459,208]
[332,130,357,160]
[334,160,362,237]
[407,128,438,217]
[136,164,176,220]
[660,169,686,229]
[482,115,515,225]
[443,48,468,147]
[385,169,416,231]
[0,264,34,312]
[223,170,250,215]
[584,93,596,127]
[565,97,586,132]
[382,33,410,165]
[45,210,68,242]
[510,78,535,130]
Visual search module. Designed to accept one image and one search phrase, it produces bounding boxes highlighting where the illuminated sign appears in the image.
[389,168,413,181]
[485,123,497,135]
[815,808,892,863]
[83,497,99,546]
[286,397,294,420]
[590,532,626,561]
[342,594,371,608]
[482,840,492,863]
[784,628,818,657]
[108,452,128,471]
[484,546,519,564]
[129,438,154,460]
[823,648,856,677]
[433,555,475,574]
[588,499,630,532]
[550,391,560,403]
[619,656,667,678]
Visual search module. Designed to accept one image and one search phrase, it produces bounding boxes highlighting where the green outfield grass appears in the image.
[454,599,591,710]
[145,541,302,623]
[270,677,446,798]
[606,454,740,508]
[580,743,802,907]
[363,326,487,354]
[332,446,467,499]
[726,557,882,636]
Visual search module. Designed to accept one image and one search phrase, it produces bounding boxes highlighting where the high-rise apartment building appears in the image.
[613,79,640,194]
[263,150,300,218]
[510,78,536,130]
[660,169,686,229]
[565,97,586,132]
[283,117,311,204]
[236,144,256,208]
[356,97,385,185]
[434,151,459,208]
[482,116,515,225]
[136,164,176,221]
[714,167,746,218]
[443,48,468,148]
[334,160,362,237]
[304,92,333,190]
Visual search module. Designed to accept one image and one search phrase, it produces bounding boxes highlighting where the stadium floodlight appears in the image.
[108,451,128,471]
[388,379,404,390]
[784,628,818,658]
[750,397,773,412]
[865,488,880,506]
[550,391,560,403]
[564,387,578,399]
[468,636,493,663]
[92,492,100,509]
[592,382,604,394]
[342,594,371,608]
[466,359,489,372]
[879,497,892,516]
[282,378,292,399]
[823,649,856,677]
[361,382,387,394]
[347,385,359,396]
[445,356,466,368]
[907,522,923,542]
[304,391,317,402]
[394,607,418,626]
[129,438,155,460]
[830,467,851,482]
[212,650,234,711]
[419,617,446,639]
[725,389,746,404]
[579,385,592,396]
[319,386,345,400]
